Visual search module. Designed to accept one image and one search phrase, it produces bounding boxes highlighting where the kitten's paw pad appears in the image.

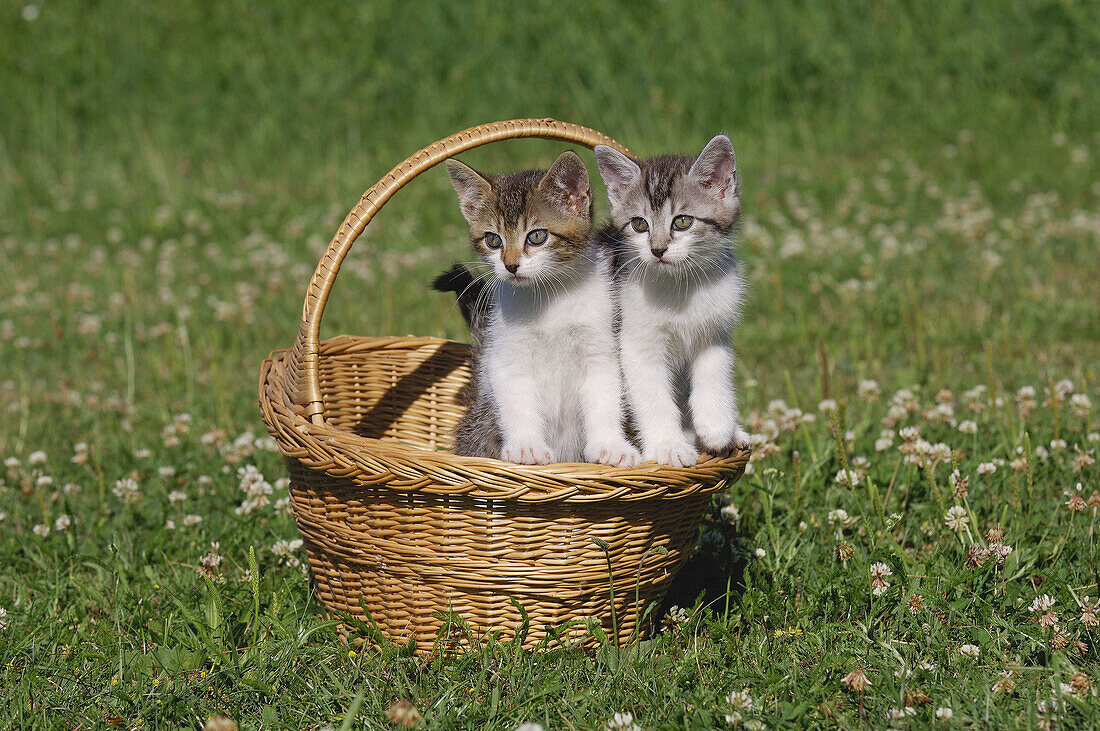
[501,441,554,465]
[586,440,642,468]
[644,440,699,467]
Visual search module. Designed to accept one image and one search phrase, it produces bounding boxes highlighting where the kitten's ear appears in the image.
[539,151,591,217]
[594,144,641,208]
[689,134,737,199]
[445,159,493,220]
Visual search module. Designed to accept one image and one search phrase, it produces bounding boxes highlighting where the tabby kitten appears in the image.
[438,151,640,467]
[594,134,750,467]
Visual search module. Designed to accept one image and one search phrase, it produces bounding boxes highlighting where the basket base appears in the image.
[288,458,709,651]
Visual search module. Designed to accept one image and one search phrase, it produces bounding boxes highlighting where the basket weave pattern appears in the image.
[259,120,748,650]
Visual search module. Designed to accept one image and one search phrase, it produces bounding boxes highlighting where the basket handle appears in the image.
[287,118,636,424]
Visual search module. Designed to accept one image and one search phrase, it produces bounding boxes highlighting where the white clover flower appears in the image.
[235,464,273,515]
[63,482,81,495]
[944,506,969,531]
[54,514,71,531]
[168,490,188,503]
[723,711,742,725]
[898,426,921,441]
[606,712,641,731]
[720,504,740,523]
[835,469,860,486]
[959,644,980,657]
[870,562,893,580]
[662,605,688,632]
[0,606,7,629]
[165,519,176,530]
[199,542,223,570]
[28,450,47,465]
[157,465,176,478]
[818,399,838,414]
[32,523,50,537]
[3,457,19,468]
[271,538,304,557]
[754,548,766,558]
[726,690,754,710]
[870,562,893,595]
[858,379,881,400]
[930,442,953,461]
[827,508,850,525]
[977,462,996,475]
[183,514,203,527]
[957,420,978,435]
[1054,379,1075,398]
[743,720,766,731]
[935,707,953,721]
[21,4,39,22]
[112,477,142,504]
[36,475,54,488]
[886,707,916,721]
[1029,594,1055,613]
[514,724,546,731]
[134,448,152,459]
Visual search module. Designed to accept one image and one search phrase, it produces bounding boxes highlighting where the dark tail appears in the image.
[432,263,489,339]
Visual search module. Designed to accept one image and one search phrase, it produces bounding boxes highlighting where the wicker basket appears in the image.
[258,119,748,652]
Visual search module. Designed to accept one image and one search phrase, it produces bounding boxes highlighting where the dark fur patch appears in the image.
[432,263,491,345]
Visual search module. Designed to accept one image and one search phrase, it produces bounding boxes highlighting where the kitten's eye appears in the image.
[630,217,649,233]
[671,214,694,231]
[526,229,548,246]
[483,232,503,249]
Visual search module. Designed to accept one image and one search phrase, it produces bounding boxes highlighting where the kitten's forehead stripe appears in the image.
[642,155,693,211]
[495,170,544,229]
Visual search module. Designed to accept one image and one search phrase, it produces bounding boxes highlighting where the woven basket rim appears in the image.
[260,335,748,504]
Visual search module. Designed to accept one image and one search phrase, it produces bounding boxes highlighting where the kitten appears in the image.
[594,134,750,467]
[437,151,640,467]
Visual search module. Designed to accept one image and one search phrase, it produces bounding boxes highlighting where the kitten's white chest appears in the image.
[621,263,742,354]
[483,266,618,461]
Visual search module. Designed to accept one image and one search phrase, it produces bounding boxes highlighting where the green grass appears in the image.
[1,0,1099,728]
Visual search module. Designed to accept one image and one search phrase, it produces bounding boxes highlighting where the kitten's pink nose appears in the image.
[505,263,520,274]
[650,247,667,259]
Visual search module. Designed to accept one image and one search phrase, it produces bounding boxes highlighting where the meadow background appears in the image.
[2,0,1099,728]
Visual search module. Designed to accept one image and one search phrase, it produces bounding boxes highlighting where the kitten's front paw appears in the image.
[698,424,752,457]
[501,440,554,465]
[644,440,699,467]
[731,425,751,451]
[585,439,642,468]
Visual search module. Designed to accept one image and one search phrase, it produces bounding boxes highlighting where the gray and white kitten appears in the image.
[436,151,640,467]
[594,135,750,467]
